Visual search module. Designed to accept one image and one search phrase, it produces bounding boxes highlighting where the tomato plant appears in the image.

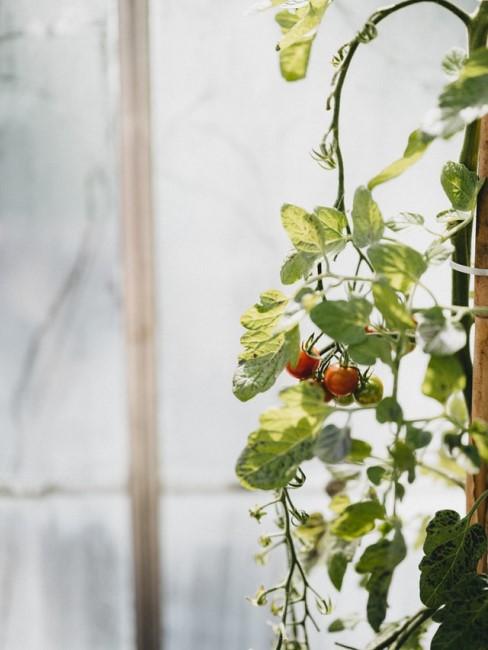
[232,1,488,648]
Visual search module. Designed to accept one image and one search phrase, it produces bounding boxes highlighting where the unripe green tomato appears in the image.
[335,393,354,405]
[354,375,384,405]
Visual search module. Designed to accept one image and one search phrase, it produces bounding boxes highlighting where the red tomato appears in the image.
[324,364,360,396]
[286,347,320,380]
[322,385,334,403]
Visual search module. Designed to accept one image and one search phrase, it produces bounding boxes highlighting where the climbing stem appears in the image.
[452,1,488,412]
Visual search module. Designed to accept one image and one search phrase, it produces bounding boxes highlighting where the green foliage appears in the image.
[314,424,351,463]
[372,281,416,330]
[331,501,385,541]
[368,242,427,293]
[441,161,481,211]
[431,574,488,649]
[356,527,406,631]
[236,3,488,648]
[310,297,372,344]
[351,186,384,247]
[376,397,403,424]
[416,307,466,356]
[276,0,331,53]
[281,203,348,256]
[236,382,330,489]
[424,47,488,137]
[348,334,392,366]
[347,438,372,462]
[367,465,387,486]
[324,533,358,591]
[422,355,466,404]
[280,250,316,285]
[419,510,487,609]
[368,130,434,190]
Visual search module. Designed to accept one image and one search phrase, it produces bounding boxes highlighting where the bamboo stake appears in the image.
[468,115,488,572]
[118,0,162,647]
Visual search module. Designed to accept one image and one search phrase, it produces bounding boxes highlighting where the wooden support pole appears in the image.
[468,115,488,572]
[118,0,162,647]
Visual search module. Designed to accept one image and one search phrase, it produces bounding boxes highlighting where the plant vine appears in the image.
[234,1,488,648]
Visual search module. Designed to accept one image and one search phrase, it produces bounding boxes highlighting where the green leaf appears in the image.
[348,334,392,366]
[324,534,358,591]
[347,439,372,462]
[276,0,331,53]
[367,465,387,486]
[423,48,488,138]
[376,397,403,424]
[328,618,345,633]
[313,206,349,255]
[417,306,466,356]
[406,425,432,450]
[419,509,487,609]
[390,441,416,483]
[385,211,425,232]
[441,161,480,211]
[281,203,322,253]
[275,10,313,81]
[368,130,434,190]
[351,186,384,247]
[236,382,331,489]
[368,242,427,293]
[240,289,288,331]
[234,291,300,401]
[310,297,372,345]
[425,240,454,265]
[356,528,407,631]
[233,326,299,401]
[260,380,331,431]
[372,281,416,330]
[430,574,488,650]
[314,424,351,464]
[422,355,465,404]
[236,420,315,489]
[281,203,348,255]
[280,250,316,284]
[331,501,385,541]
[446,391,469,427]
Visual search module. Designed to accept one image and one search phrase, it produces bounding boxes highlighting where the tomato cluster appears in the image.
[286,340,384,406]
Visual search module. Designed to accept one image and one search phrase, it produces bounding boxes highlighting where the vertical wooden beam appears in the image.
[469,115,488,573]
[118,0,162,647]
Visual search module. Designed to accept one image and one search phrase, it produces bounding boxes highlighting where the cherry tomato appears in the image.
[322,385,334,403]
[323,365,360,396]
[286,346,320,380]
[354,375,384,405]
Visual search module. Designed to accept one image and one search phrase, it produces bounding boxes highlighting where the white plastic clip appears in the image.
[450,260,488,277]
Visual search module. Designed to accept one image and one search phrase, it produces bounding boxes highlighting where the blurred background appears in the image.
[0,0,478,648]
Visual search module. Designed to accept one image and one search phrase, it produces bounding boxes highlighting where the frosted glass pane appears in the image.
[0,497,134,650]
[152,0,475,487]
[0,0,127,489]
